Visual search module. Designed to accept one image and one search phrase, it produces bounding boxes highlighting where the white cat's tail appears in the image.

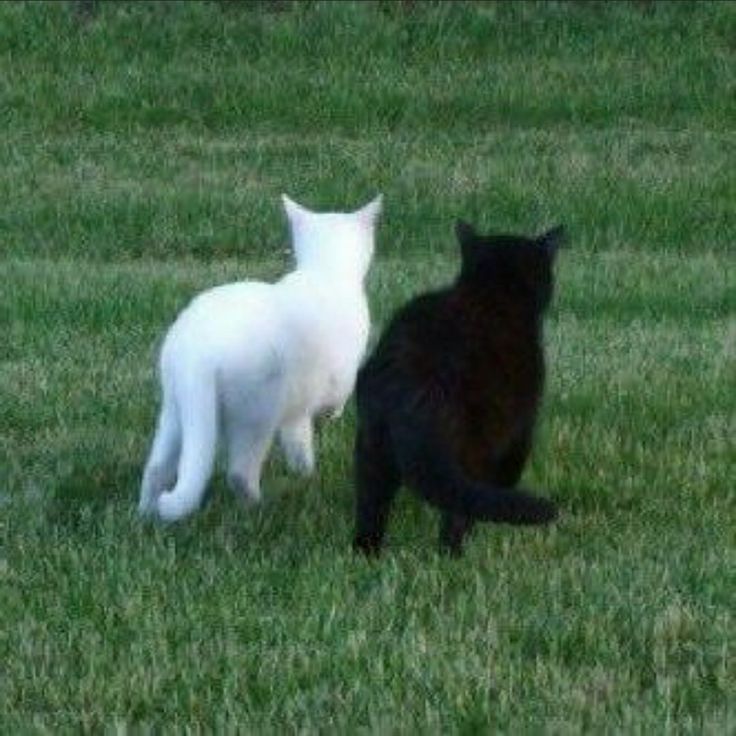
[138,390,181,517]
[156,368,218,522]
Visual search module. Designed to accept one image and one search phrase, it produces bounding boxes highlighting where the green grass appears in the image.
[1,1,734,731]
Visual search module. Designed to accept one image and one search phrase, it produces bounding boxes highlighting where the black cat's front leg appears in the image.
[353,424,400,556]
[439,512,473,556]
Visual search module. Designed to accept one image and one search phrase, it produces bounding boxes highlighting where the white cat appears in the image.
[138,194,382,522]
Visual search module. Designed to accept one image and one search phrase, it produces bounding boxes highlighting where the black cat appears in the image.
[353,220,564,555]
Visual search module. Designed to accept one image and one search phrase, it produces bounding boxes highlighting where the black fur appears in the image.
[353,220,564,555]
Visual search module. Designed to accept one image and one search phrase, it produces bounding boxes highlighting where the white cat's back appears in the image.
[160,273,369,415]
[161,281,283,381]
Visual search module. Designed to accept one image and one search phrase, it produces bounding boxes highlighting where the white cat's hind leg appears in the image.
[156,372,218,522]
[138,395,181,517]
[226,428,274,506]
[224,384,283,507]
[225,418,279,506]
[278,415,315,476]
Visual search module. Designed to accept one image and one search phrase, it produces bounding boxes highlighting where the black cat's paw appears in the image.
[439,541,465,558]
[524,494,558,524]
[353,536,384,558]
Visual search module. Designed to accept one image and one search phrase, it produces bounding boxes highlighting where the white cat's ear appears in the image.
[355,194,383,226]
[282,194,311,223]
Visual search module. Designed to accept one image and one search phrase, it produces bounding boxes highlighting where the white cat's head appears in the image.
[282,194,382,281]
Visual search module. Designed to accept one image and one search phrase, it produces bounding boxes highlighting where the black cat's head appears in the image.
[455,220,565,312]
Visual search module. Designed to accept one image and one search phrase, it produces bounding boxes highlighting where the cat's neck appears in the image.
[297,261,368,292]
[281,265,369,312]
[454,279,544,331]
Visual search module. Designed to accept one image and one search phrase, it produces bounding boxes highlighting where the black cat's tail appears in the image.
[389,410,557,525]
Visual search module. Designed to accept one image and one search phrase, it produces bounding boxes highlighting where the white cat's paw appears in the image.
[329,403,346,420]
[227,472,262,506]
[285,447,315,477]
[279,421,315,476]
[156,491,195,523]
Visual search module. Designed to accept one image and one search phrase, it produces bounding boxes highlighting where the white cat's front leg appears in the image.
[278,416,315,476]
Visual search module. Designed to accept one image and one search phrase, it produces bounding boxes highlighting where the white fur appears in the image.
[138,194,382,522]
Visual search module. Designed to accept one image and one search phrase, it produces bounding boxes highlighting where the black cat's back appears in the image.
[356,288,458,410]
[353,221,564,556]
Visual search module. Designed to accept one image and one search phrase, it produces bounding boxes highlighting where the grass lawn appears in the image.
[1,1,734,731]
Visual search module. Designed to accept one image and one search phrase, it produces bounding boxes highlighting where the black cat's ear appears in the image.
[455,220,476,244]
[537,225,566,256]
[455,220,477,262]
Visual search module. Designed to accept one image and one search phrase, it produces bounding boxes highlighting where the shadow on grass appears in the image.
[43,452,575,567]
[47,459,140,533]
[45,453,356,561]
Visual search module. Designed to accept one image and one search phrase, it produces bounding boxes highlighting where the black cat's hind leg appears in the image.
[353,422,401,556]
[437,432,533,554]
